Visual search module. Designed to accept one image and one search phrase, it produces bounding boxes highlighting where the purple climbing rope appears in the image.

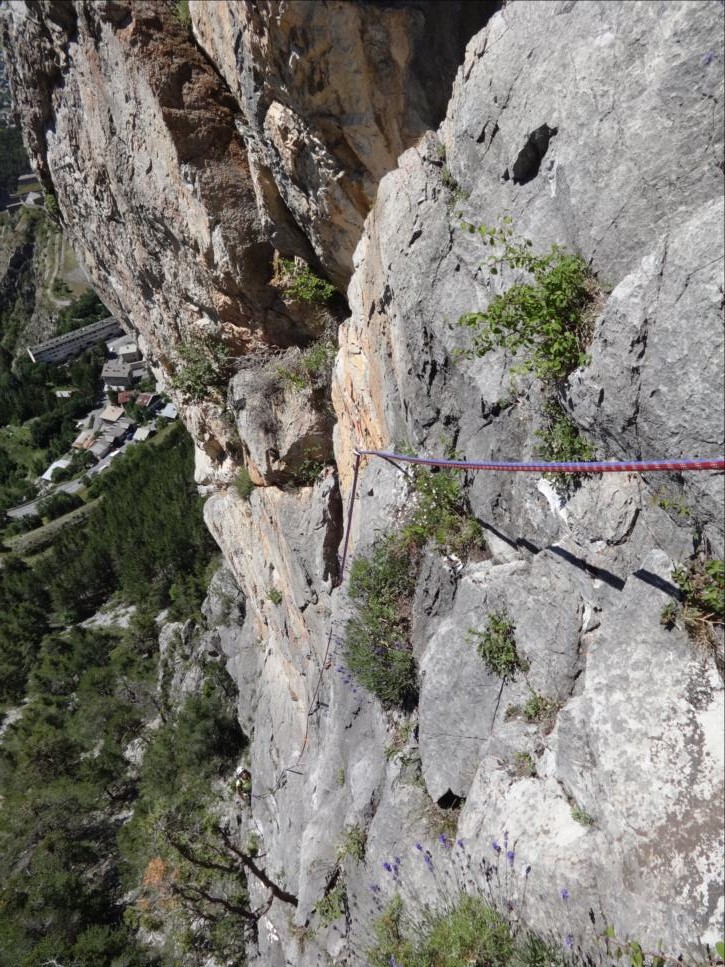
[354,450,725,474]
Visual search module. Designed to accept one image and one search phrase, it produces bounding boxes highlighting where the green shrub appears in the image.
[267,587,283,606]
[468,611,528,679]
[235,467,255,501]
[316,880,347,926]
[662,556,724,653]
[279,258,336,305]
[535,401,594,494]
[400,468,484,558]
[37,490,84,522]
[507,692,560,729]
[344,537,419,709]
[174,0,191,27]
[170,336,229,402]
[458,219,595,383]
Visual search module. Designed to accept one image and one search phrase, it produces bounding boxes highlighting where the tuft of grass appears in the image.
[535,400,594,495]
[277,338,336,392]
[458,218,596,383]
[467,611,528,680]
[174,0,191,28]
[335,767,345,787]
[368,894,550,967]
[234,467,255,501]
[336,825,366,863]
[267,587,283,606]
[512,751,536,779]
[661,555,724,674]
[571,804,594,826]
[385,720,414,761]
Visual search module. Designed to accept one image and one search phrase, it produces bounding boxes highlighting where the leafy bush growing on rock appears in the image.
[170,335,229,402]
[345,537,419,709]
[345,467,484,709]
[316,879,347,926]
[468,611,528,680]
[337,824,367,863]
[661,556,724,660]
[279,258,336,305]
[458,219,596,383]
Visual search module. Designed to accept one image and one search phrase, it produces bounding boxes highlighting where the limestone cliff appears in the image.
[2,1,723,964]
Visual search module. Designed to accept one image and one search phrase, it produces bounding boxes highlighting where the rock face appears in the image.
[190,0,498,287]
[2,1,724,964]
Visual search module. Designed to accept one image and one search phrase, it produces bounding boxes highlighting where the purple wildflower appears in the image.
[394,856,401,866]
[564,934,574,950]
[702,51,714,65]
[506,849,515,866]
[424,852,433,868]
[383,862,393,873]
[491,840,501,854]
[560,887,570,902]
[415,842,424,852]
[456,838,465,849]
[438,833,448,846]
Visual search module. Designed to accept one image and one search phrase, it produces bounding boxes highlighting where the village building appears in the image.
[158,402,178,420]
[28,316,124,365]
[71,430,96,451]
[89,437,113,461]
[40,458,71,482]
[101,358,149,390]
[132,426,155,443]
[100,404,124,424]
[115,340,141,363]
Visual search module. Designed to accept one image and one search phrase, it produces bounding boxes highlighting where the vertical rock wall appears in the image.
[2,1,723,963]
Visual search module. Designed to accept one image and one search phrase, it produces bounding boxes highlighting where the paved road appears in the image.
[6,443,128,519]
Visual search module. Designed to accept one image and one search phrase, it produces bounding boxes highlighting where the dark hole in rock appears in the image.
[512,123,558,185]
[437,789,464,810]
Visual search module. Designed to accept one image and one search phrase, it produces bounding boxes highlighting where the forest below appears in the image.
[0,424,250,966]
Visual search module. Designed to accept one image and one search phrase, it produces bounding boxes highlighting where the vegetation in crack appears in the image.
[535,400,595,495]
[234,465,256,501]
[661,554,724,664]
[344,466,485,709]
[457,217,598,384]
[278,257,337,306]
[468,610,528,680]
[276,337,337,393]
[170,334,231,403]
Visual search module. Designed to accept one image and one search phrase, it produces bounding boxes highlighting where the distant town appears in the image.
[5,315,177,523]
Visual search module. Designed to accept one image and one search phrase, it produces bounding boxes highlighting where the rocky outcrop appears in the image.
[2,1,724,964]
[190,0,499,287]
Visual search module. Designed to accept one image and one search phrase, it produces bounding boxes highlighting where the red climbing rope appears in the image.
[354,450,725,474]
